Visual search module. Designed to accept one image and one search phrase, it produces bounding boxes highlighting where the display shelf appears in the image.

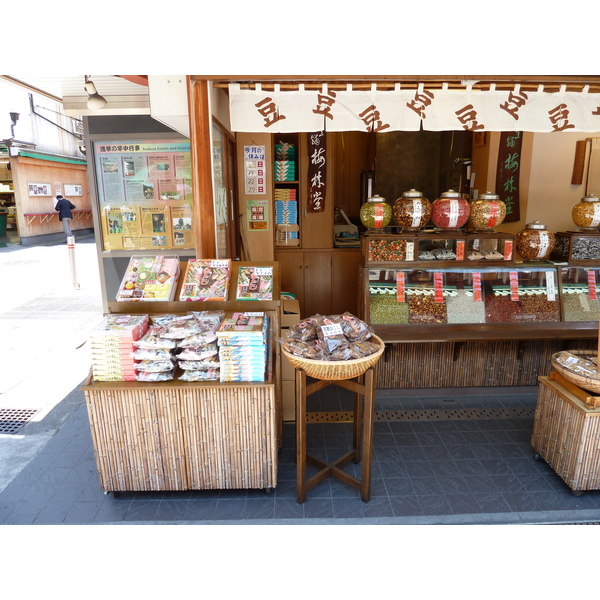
[24,209,93,226]
[361,231,515,266]
[559,265,600,321]
[551,231,600,265]
[359,262,600,344]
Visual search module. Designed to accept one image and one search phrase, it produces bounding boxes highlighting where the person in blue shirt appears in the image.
[55,195,76,239]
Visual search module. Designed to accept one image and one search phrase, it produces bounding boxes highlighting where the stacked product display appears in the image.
[216,312,268,382]
[90,314,150,381]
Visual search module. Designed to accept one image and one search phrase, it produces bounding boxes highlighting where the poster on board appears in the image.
[94,140,193,251]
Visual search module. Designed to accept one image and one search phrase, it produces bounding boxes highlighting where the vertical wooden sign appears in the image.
[496,131,522,222]
[307,131,326,213]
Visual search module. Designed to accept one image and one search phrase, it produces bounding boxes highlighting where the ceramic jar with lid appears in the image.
[431,189,470,230]
[516,221,556,260]
[392,189,431,231]
[360,194,392,230]
[468,191,507,232]
[572,194,600,230]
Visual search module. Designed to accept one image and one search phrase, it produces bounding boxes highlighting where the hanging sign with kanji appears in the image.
[307,131,326,213]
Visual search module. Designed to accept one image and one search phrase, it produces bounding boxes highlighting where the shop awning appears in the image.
[17,150,87,165]
[227,80,600,134]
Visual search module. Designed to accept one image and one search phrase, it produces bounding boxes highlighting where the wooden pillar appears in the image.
[187,77,216,258]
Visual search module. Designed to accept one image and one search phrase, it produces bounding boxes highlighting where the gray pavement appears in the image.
[0,233,104,492]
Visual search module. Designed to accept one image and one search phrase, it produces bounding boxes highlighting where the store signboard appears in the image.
[93,140,193,251]
[229,83,600,133]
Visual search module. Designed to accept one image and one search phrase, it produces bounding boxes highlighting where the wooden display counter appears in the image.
[82,260,283,492]
[531,375,600,494]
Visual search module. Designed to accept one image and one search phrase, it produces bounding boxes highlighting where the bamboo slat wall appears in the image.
[84,383,277,492]
[375,339,597,389]
[532,377,600,492]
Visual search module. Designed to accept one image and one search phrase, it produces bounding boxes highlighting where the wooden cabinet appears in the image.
[277,248,361,317]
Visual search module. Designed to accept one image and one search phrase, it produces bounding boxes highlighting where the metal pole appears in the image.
[67,235,80,290]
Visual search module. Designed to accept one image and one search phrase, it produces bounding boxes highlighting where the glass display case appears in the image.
[362,232,514,265]
[552,232,600,265]
[367,265,560,326]
[559,266,600,321]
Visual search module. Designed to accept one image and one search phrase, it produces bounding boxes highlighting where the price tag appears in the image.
[592,203,600,227]
[396,272,406,302]
[472,272,483,302]
[211,259,230,268]
[455,240,465,261]
[405,241,415,261]
[503,239,513,261]
[546,271,556,302]
[373,205,385,228]
[588,270,597,300]
[510,271,520,301]
[321,322,344,337]
[536,232,551,259]
[448,200,459,229]
[411,201,423,229]
[434,272,444,303]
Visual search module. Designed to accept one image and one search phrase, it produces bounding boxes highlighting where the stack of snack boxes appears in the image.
[89,314,149,381]
[216,312,268,382]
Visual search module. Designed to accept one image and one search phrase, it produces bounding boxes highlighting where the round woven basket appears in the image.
[551,350,600,394]
[281,335,385,380]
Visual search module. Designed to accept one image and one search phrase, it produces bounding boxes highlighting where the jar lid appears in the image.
[582,194,600,203]
[439,189,462,199]
[478,191,500,200]
[525,220,547,230]
[402,189,423,198]
[367,194,386,203]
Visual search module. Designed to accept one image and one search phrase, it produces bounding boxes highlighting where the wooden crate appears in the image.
[531,376,600,492]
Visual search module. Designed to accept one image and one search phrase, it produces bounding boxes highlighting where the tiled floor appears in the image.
[2,383,599,526]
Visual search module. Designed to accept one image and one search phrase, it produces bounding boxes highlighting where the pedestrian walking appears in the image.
[55,194,76,240]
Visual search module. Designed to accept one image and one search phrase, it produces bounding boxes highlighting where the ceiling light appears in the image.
[84,75,107,109]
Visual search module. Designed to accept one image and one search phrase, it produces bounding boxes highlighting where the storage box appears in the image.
[282,380,296,421]
[281,299,301,328]
[532,375,600,492]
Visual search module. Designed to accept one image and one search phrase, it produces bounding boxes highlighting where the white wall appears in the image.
[526,132,598,233]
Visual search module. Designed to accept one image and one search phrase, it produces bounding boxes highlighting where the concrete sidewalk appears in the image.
[0,235,104,492]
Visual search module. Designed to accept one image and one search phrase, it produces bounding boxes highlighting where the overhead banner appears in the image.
[229,83,600,133]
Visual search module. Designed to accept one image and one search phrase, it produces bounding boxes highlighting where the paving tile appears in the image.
[303,498,333,519]
[214,498,246,520]
[123,499,159,522]
[153,499,190,522]
[244,497,275,520]
[185,498,217,521]
[389,495,422,517]
[64,500,103,524]
[447,494,485,515]
[332,496,365,519]
[273,498,304,520]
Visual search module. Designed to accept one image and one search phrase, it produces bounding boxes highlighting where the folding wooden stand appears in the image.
[295,367,376,503]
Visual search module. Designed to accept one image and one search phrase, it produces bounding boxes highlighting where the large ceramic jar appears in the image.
[468,191,507,232]
[392,189,431,231]
[516,221,556,260]
[431,189,470,230]
[572,194,600,230]
[360,194,392,230]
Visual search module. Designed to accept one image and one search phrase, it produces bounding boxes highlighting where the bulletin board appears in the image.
[93,140,194,251]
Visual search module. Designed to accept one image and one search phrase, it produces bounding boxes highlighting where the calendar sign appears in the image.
[244,145,266,195]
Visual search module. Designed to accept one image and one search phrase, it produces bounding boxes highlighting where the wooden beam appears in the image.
[187,77,216,257]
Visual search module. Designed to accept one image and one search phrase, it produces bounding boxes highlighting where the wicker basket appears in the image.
[281,335,385,380]
[551,350,600,394]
